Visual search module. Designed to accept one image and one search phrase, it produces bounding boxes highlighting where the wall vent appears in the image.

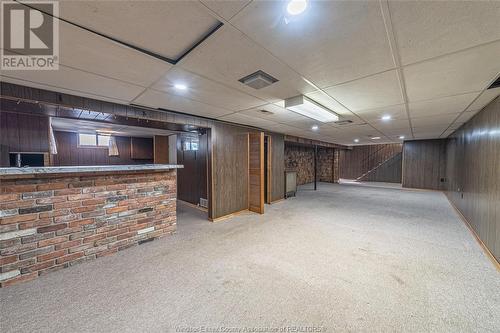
[334,119,353,125]
[487,76,500,89]
[239,70,278,89]
[199,198,208,208]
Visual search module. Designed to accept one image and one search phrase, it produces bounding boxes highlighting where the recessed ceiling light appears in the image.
[354,139,359,143]
[381,115,392,121]
[371,136,381,140]
[311,125,319,131]
[287,0,307,16]
[399,135,405,139]
[174,84,187,90]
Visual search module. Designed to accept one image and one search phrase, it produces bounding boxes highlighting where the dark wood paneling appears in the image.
[402,139,447,190]
[268,132,285,202]
[0,111,49,167]
[339,143,402,180]
[154,135,169,164]
[210,123,249,218]
[130,137,154,160]
[51,131,153,166]
[445,96,499,261]
[248,132,264,214]
[362,152,402,183]
[177,133,208,206]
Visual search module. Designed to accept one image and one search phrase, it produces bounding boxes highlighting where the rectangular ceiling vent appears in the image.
[333,119,353,125]
[258,109,274,115]
[487,76,500,89]
[239,70,278,89]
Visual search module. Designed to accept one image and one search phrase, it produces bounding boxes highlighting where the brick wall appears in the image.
[0,170,177,287]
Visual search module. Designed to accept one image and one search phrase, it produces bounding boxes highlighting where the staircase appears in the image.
[357,152,402,182]
[354,145,402,182]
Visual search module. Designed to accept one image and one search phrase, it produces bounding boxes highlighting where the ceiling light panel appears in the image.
[285,95,339,122]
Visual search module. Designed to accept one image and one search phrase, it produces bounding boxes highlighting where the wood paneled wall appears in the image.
[248,132,264,214]
[362,152,402,183]
[402,139,447,190]
[0,111,49,166]
[445,96,499,261]
[339,144,402,180]
[51,131,153,166]
[211,122,250,218]
[268,132,285,202]
[177,133,208,206]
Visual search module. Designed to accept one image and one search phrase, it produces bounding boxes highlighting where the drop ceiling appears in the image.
[1,0,499,146]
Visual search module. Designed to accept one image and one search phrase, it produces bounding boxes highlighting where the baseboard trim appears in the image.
[444,193,500,271]
[209,209,250,223]
[269,198,285,204]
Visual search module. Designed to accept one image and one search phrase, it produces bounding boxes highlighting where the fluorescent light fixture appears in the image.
[287,0,307,15]
[354,139,360,143]
[285,95,339,123]
[174,83,187,90]
[311,125,319,131]
[381,115,392,121]
[399,135,405,139]
[371,136,381,140]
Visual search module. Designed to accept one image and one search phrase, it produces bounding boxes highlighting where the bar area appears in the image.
[0,165,181,287]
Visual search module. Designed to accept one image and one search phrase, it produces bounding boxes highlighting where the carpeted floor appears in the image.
[1,183,499,332]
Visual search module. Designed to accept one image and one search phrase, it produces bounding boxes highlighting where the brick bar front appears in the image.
[0,167,179,287]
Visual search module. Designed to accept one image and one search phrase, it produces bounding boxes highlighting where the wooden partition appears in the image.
[154,135,169,164]
[248,132,264,214]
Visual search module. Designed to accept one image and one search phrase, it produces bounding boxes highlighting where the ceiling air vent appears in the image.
[239,70,278,89]
[259,109,274,115]
[334,119,353,125]
[487,76,500,89]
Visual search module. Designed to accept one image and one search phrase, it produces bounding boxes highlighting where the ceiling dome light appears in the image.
[354,139,360,143]
[311,125,319,131]
[174,83,187,90]
[381,115,392,121]
[399,135,405,139]
[287,0,307,16]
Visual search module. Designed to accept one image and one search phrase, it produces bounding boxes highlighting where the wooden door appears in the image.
[248,132,264,214]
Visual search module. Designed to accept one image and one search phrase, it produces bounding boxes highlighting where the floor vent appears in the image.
[239,70,278,89]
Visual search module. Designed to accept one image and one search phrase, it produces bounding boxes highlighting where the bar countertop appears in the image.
[0,164,183,179]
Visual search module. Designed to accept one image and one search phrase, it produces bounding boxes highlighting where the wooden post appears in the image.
[314,145,317,191]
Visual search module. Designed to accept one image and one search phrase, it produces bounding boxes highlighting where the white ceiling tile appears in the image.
[132,89,232,118]
[372,119,411,132]
[356,104,407,121]
[389,1,500,65]
[200,0,250,21]
[466,87,500,111]
[389,1,500,64]
[152,67,265,111]
[180,26,315,103]
[58,0,220,60]
[218,112,279,128]
[231,0,394,87]
[324,71,403,111]
[58,22,171,87]
[1,67,144,102]
[411,113,459,128]
[408,93,478,118]
[440,129,456,138]
[454,111,477,124]
[403,41,500,101]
